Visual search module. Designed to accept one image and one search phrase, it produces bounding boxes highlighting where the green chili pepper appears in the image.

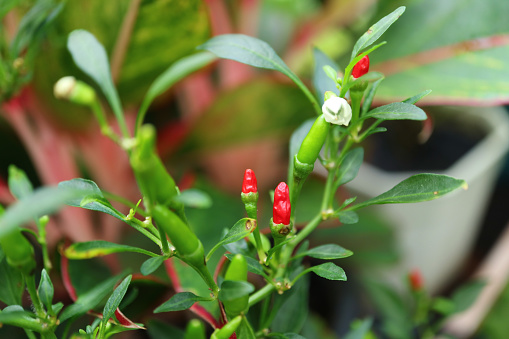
[131,125,178,209]
[210,315,242,339]
[223,254,249,318]
[0,205,35,275]
[184,319,206,339]
[152,204,203,267]
[296,114,329,166]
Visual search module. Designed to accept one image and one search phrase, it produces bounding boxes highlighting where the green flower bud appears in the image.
[54,76,96,106]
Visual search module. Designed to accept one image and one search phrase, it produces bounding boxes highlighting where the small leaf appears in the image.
[361,78,384,116]
[338,211,359,224]
[364,127,387,137]
[0,246,24,306]
[451,280,485,314]
[344,318,374,339]
[38,269,54,312]
[267,238,292,260]
[351,174,467,210]
[154,292,211,313]
[67,29,121,112]
[300,244,353,260]
[218,280,254,302]
[308,262,347,281]
[7,165,33,200]
[313,47,340,103]
[206,218,256,261]
[403,89,432,104]
[64,240,157,259]
[140,256,166,276]
[336,148,364,186]
[102,275,132,327]
[351,6,406,60]
[362,102,427,121]
[59,274,122,322]
[173,189,212,209]
[225,253,264,276]
[236,317,257,339]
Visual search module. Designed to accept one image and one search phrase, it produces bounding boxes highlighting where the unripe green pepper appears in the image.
[184,319,206,339]
[131,125,178,209]
[296,114,329,166]
[0,206,35,275]
[152,205,204,268]
[223,254,249,318]
[210,315,242,339]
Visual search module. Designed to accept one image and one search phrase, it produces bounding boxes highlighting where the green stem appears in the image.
[194,264,219,297]
[102,191,148,217]
[23,329,37,339]
[25,274,45,318]
[288,74,321,116]
[246,208,266,263]
[248,284,275,307]
[158,226,171,256]
[125,217,161,247]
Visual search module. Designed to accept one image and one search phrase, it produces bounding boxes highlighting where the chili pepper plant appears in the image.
[0,7,468,339]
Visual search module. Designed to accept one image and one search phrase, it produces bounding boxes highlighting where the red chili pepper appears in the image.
[242,169,258,194]
[352,55,370,78]
[273,182,291,225]
[409,269,424,291]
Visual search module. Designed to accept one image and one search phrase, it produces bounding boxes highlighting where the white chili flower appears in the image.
[322,96,352,126]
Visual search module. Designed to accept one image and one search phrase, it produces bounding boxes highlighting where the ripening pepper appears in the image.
[409,269,424,291]
[0,205,35,275]
[131,125,178,209]
[210,315,242,339]
[152,204,204,268]
[241,169,258,218]
[271,182,291,239]
[351,55,370,79]
[223,254,249,318]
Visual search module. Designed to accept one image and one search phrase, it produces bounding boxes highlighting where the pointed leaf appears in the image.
[64,240,157,259]
[206,218,256,261]
[338,211,359,224]
[299,244,353,260]
[140,256,166,276]
[351,6,406,60]
[361,79,384,116]
[362,102,427,121]
[0,246,24,306]
[351,174,467,210]
[102,275,132,327]
[67,29,123,121]
[38,269,54,311]
[173,189,212,209]
[154,292,211,313]
[236,316,257,339]
[403,90,432,104]
[7,165,33,200]
[313,47,340,103]
[218,280,254,302]
[336,148,364,186]
[308,262,347,281]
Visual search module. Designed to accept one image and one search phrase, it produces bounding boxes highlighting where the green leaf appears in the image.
[7,165,33,200]
[336,148,364,186]
[154,292,211,313]
[344,318,374,339]
[38,269,54,312]
[313,47,340,103]
[351,174,467,210]
[305,262,347,281]
[59,274,122,322]
[67,29,124,125]
[362,102,427,121]
[403,90,432,104]
[65,240,157,259]
[267,238,292,260]
[137,52,215,131]
[451,280,485,314]
[361,79,384,116]
[0,186,85,238]
[102,275,132,327]
[225,253,264,276]
[140,256,166,276]
[236,317,257,339]
[0,246,24,306]
[218,280,254,302]
[206,218,256,261]
[351,6,406,60]
[272,276,309,333]
[173,189,212,209]
[198,34,319,113]
[338,211,359,224]
[298,244,353,260]
[0,310,44,332]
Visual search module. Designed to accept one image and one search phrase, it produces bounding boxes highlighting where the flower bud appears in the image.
[409,269,424,291]
[322,97,352,126]
[324,91,338,102]
[54,76,96,106]
[273,182,290,225]
[352,55,370,79]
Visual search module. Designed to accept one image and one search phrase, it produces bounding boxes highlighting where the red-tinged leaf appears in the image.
[115,308,145,329]
[60,241,77,301]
